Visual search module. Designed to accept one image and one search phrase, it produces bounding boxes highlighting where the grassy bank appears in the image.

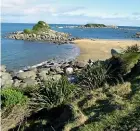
[1,44,140,131]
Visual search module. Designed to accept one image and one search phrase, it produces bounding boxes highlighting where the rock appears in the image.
[136,32,140,35]
[7,21,74,44]
[111,49,122,57]
[52,75,62,81]
[19,70,24,73]
[65,67,73,75]
[21,78,38,87]
[16,70,37,80]
[39,73,61,81]
[136,32,140,38]
[61,63,70,69]
[0,65,6,72]
[53,66,64,74]
[38,68,50,74]
[74,61,87,68]
[1,72,12,80]
[13,79,21,87]
[1,72,13,88]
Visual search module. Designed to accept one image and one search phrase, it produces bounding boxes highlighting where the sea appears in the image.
[1,23,140,70]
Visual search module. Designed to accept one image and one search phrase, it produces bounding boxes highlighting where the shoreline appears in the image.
[3,38,140,72]
[73,39,140,62]
[19,38,140,71]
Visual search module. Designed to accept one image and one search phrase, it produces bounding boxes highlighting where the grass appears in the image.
[123,44,140,53]
[30,77,79,110]
[76,61,117,89]
[1,88,28,109]
[74,83,140,131]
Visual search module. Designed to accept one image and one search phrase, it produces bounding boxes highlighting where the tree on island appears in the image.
[24,21,51,34]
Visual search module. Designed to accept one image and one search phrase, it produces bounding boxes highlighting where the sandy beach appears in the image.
[73,39,140,61]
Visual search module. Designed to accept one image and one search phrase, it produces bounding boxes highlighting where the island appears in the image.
[7,21,78,44]
[78,23,118,28]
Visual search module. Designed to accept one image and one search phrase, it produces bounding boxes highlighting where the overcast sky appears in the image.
[1,0,140,26]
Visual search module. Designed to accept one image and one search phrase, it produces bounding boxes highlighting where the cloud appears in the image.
[1,0,140,26]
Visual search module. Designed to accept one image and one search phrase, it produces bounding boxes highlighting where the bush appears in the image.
[31,77,78,110]
[124,44,140,53]
[23,29,32,34]
[38,21,47,25]
[109,52,140,76]
[1,88,28,108]
[76,61,118,89]
[32,21,50,31]
[119,52,140,74]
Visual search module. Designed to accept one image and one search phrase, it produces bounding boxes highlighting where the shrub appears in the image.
[23,29,32,34]
[31,77,78,110]
[38,21,47,25]
[119,52,140,74]
[32,21,50,31]
[124,44,140,53]
[109,52,140,76]
[76,61,119,89]
[1,88,28,108]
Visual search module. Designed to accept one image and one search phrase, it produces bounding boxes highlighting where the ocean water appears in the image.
[1,23,140,70]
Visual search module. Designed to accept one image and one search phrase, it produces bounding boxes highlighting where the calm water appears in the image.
[1,23,140,70]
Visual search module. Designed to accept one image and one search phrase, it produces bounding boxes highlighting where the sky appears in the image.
[1,0,140,26]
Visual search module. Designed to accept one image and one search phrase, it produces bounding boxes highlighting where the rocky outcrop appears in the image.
[6,21,79,44]
[135,32,140,38]
[7,30,77,44]
[111,49,123,57]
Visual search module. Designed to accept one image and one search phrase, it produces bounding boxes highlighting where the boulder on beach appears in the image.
[74,61,87,68]
[111,49,122,57]
[16,70,37,80]
[136,32,140,38]
[1,72,13,88]
[0,65,6,72]
[65,67,73,75]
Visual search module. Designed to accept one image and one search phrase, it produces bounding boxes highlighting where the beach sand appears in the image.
[73,39,140,61]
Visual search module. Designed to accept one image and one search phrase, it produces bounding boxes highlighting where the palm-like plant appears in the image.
[76,61,120,89]
[31,77,78,110]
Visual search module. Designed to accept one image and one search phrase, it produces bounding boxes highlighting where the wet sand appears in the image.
[73,39,140,61]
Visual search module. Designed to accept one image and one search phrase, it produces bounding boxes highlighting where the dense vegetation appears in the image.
[84,23,106,27]
[23,21,51,34]
[1,45,140,131]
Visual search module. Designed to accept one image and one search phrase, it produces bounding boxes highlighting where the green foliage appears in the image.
[23,21,51,34]
[1,88,28,108]
[119,52,140,74]
[32,21,50,31]
[107,107,140,131]
[85,23,106,27]
[76,61,117,89]
[31,77,78,110]
[38,21,47,25]
[23,29,32,34]
[124,44,140,53]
